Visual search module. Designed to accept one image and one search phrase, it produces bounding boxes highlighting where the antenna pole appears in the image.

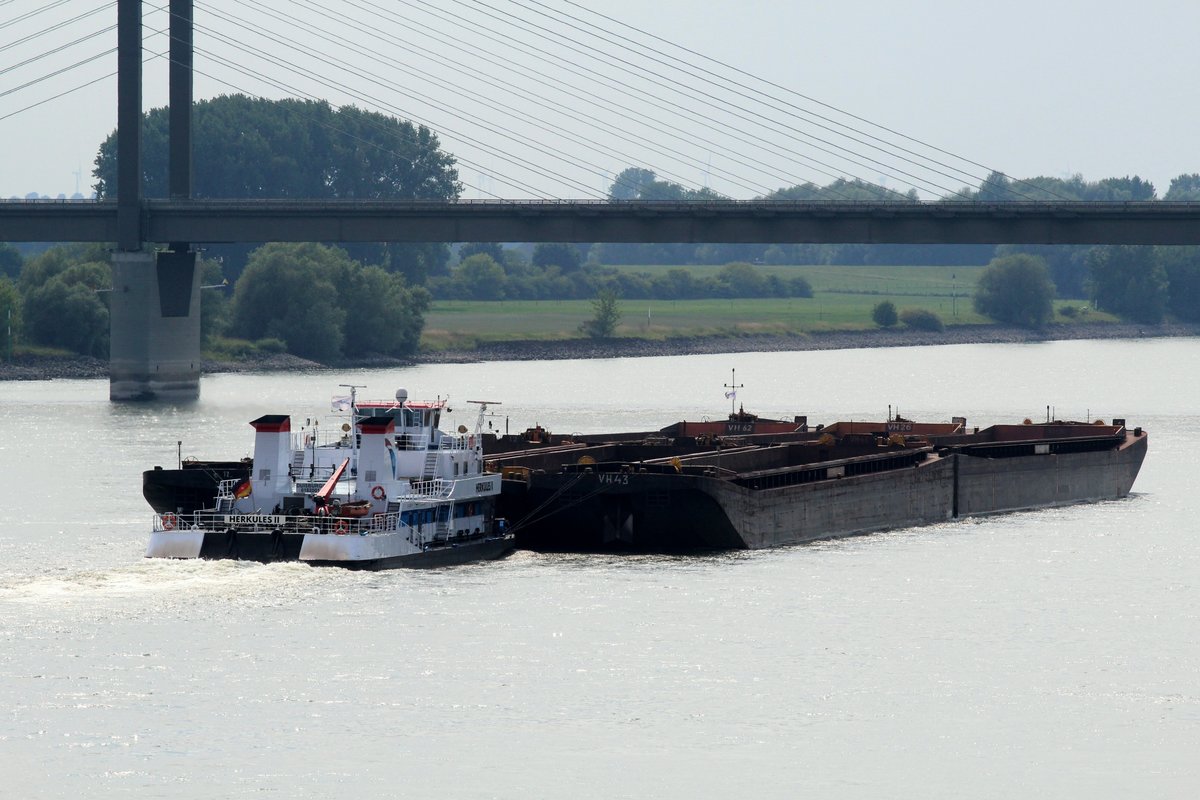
[723,368,744,417]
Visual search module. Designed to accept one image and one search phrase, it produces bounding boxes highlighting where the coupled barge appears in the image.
[146,389,513,569]
[489,413,1147,552]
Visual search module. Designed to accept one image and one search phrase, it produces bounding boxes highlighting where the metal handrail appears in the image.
[154,509,413,537]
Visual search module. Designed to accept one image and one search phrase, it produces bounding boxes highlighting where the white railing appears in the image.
[153,509,431,543]
[404,478,453,498]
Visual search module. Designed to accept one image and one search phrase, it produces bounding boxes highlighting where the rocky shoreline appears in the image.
[2,323,1196,382]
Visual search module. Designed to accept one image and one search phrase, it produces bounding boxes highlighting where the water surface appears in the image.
[1,339,1196,798]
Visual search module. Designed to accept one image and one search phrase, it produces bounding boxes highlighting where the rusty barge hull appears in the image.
[496,424,1148,552]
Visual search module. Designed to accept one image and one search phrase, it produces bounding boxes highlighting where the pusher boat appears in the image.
[146,388,513,569]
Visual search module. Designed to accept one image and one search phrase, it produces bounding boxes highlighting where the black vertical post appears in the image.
[117,0,142,251]
[168,0,192,203]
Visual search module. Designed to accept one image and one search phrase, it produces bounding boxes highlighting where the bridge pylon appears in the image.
[109,249,201,401]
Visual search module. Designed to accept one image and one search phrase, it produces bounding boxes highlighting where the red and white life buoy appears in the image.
[334,519,349,535]
[161,513,177,530]
[371,485,386,501]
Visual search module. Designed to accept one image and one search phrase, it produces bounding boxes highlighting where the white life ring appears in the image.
[371,485,387,501]
[334,519,348,535]
[161,513,177,530]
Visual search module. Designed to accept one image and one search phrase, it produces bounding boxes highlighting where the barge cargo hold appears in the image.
[489,416,1147,552]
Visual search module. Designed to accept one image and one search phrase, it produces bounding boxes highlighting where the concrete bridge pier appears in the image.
[109,249,202,401]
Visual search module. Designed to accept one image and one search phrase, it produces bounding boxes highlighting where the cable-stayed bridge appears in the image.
[2,0,1197,399]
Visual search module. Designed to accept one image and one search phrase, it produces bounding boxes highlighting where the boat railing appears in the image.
[403,478,453,498]
[438,434,477,451]
[154,509,417,539]
[395,433,431,451]
[215,478,240,498]
[292,431,354,451]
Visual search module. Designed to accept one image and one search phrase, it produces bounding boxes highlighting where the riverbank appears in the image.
[427,322,1200,363]
[2,322,1196,381]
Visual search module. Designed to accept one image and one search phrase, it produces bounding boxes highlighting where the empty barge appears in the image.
[488,413,1147,552]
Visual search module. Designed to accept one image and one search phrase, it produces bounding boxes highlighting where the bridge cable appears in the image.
[208,0,737,200]
[395,0,909,201]
[333,0,868,202]
[0,24,116,78]
[244,0,778,201]
[551,0,1077,202]
[518,0,994,195]
[188,5,609,199]
[159,32,568,201]
[0,2,114,51]
[379,0,883,202]
[457,0,961,199]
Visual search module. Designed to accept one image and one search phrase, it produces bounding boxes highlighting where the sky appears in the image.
[3,0,1199,201]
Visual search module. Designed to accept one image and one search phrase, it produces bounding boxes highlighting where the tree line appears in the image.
[435,242,811,302]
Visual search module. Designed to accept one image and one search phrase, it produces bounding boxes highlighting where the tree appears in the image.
[899,308,944,332]
[18,245,111,356]
[92,95,460,281]
[457,242,505,264]
[24,280,109,356]
[1086,246,1168,323]
[976,171,1016,202]
[580,288,622,338]
[94,96,460,201]
[340,266,430,357]
[608,167,657,200]
[1158,247,1200,322]
[716,262,768,297]
[231,243,347,361]
[1165,174,1200,201]
[228,243,428,360]
[0,277,19,358]
[532,243,582,272]
[199,257,230,344]
[0,244,21,280]
[973,254,1056,327]
[872,300,898,327]
[994,244,1091,298]
[786,275,814,298]
[454,254,507,299]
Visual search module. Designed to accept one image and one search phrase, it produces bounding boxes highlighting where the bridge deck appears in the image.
[3,199,1200,245]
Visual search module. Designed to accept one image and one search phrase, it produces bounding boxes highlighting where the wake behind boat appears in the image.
[146,387,514,569]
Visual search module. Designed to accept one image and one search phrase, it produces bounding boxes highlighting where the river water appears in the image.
[0,339,1197,799]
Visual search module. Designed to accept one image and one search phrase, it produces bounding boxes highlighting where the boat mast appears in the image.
[724,369,743,417]
[467,400,503,441]
[339,383,367,471]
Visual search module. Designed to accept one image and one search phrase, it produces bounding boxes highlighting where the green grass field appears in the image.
[422,264,1109,350]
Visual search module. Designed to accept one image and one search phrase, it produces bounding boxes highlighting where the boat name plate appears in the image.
[224,514,286,525]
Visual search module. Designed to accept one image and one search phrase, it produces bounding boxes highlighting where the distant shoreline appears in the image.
[2,322,1196,382]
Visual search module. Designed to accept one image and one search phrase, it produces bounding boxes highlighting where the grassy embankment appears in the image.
[422,264,1112,351]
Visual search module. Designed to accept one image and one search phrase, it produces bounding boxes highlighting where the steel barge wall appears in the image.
[500,429,1147,552]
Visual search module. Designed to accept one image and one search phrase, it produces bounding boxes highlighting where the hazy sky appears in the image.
[3,0,1199,200]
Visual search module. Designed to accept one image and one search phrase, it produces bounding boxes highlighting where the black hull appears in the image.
[189,528,515,569]
[143,461,251,514]
[503,472,743,553]
[306,536,516,570]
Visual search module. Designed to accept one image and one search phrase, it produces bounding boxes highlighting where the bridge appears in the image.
[2,0,1197,401]
[5,198,1200,246]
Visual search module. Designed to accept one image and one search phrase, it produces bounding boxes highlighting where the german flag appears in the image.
[233,479,252,499]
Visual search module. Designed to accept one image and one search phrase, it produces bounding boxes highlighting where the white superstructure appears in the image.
[147,388,511,568]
